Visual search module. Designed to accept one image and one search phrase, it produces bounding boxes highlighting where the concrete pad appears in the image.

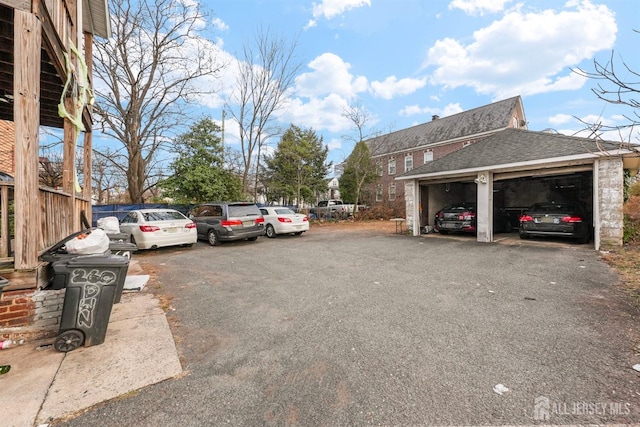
[123,274,150,292]
[36,293,182,424]
[1,341,64,427]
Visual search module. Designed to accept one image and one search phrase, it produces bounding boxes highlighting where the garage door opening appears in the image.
[419,170,594,244]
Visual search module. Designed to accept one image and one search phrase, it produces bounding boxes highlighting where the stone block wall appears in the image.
[597,158,624,247]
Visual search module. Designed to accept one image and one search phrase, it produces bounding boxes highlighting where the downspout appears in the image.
[412,179,420,236]
[593,159,600,251]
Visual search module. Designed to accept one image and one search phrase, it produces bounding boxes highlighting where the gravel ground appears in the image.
[57,223,640,426]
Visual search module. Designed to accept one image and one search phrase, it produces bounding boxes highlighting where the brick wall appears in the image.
[0,289,64,341]
[371,137,484,206]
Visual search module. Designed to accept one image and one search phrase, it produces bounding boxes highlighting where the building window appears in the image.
[376,184,383,202]
[424,150,433,163]
[376,160,383,176]
[405,154,413,172]
[389,183,396,201]
[512,116,519,128]
[388,158,396,175]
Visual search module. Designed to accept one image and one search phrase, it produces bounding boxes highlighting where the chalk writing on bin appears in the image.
[70,268,117,328]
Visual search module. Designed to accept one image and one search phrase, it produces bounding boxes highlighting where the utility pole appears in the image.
[221,110,225,151]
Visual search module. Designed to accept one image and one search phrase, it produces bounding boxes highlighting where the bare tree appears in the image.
[574,32,639,146]
[93,149,128,203]
[38,153,63,188]
[227,27,303,198]
[93,0,224,203]
[340,101,379,213]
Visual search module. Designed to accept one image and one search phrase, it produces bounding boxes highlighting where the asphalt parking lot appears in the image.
[59,226,640,426]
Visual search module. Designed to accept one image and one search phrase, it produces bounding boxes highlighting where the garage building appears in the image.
[395,128,640,250]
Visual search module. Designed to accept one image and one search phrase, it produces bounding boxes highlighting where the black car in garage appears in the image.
[519,201,591,243]
[435,202,512,234]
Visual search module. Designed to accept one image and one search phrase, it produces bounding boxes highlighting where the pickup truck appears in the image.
[310,200,367,218]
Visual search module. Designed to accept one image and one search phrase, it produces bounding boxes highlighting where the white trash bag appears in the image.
[97,216,121,234]
[65,228,110,255]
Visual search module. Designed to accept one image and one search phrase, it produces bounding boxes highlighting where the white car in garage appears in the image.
[259,206,309,238]
[119,208,197,250]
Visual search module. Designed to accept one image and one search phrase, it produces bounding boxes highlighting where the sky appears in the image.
[98,0,640,175]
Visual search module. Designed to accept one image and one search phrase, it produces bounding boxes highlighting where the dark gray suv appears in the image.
[190,202,265,246]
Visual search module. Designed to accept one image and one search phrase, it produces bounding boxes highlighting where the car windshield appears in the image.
[228,205,260,217]
[143,211,186,221]
[530,203,577,212]
[446,204,475,211]
[275,208,294,215]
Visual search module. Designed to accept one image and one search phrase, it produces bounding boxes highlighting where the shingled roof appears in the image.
[367,96,523,156]
[396,128,631,180]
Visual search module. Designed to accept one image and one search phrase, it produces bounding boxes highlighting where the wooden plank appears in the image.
[13,10,41,270]
[0,0,31,12]
[82,131,92,203]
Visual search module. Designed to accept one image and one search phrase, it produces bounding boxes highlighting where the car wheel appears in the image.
[130,235,140,249]
[265,224,276,238]
[207,229,220,246]
[247,236,258,241]
[294,232,303,236]
[519,231,529,239]
[438,229,449,235]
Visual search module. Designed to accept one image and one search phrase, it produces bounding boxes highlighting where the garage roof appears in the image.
[396,128,631,180]
[367,96,524,156]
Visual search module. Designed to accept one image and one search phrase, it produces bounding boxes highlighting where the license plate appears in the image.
[294,225,301,229]
[166,227,177,233]
[242,221,253,226]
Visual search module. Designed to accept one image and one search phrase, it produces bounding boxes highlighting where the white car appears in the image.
[259,207,309,238]
[119,209,197,250]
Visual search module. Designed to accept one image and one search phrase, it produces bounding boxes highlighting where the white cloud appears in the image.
[425,0,617,99]
[370,76,427,100]
[399,102,463,118]
[553,113,635,143]
[211,17,229,32]
[548,113,573,125]
[326,137,343,150]
[311,0,371,20]
[449,0,512,16]
[295,53,368,99]
[278,94,352,133]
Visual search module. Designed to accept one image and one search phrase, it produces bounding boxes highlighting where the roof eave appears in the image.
[84,0,111,39]
[395,150,632,181]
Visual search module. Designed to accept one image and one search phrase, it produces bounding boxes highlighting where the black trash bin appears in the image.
[53,254,130,352]
[107,240,137,259]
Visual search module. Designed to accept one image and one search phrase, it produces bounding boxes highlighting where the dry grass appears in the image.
[600,245,640,304]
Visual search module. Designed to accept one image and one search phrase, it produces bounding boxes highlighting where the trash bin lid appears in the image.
[108,242,137,251]
[66,254,130,267]
[0,276,9,287]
